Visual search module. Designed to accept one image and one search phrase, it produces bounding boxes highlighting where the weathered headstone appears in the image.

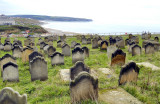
[145,43,155,54]
[70,72,98,103]
[87,38,91,44]
[154,36,159,42]
[92,38,99,49]
[71,41,77,48]
[132,45,141,56]
[82,38,87,45]
[0,43,4,50]
[116,39,125,48]
[74,43,81,48]
[57,40,62,48]
[107,45,117,59]
[111,49,126,66]
[40,42,46,49]
[47,46,56,57]
[30,56,48,81]
[70,61,90,80]
[82,47,89,57]
[22,46,34,63]
[3,42,12,51]
[72,47,84,64]
[3,62,19,82]
[100,41,108,50]
[62,44,71,56]
[51,52,64,65]
[29,51,43,62]
[98,39,103,47]
[0,87,27,104]
[109,37,116,45]
[48,41,53,46]
[12,45,23,58]
[119,62,140,85]
[43,44,50,54]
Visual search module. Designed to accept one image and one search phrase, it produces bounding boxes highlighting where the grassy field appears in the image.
[0,35,160,104]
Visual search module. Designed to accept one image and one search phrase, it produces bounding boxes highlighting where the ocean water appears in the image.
[42,21,160,34]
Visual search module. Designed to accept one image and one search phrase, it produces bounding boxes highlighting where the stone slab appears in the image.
[137,62,160,71]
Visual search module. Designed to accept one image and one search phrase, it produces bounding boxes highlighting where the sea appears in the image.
[42,21,160,35]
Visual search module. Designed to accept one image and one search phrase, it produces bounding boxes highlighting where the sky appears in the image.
[1,0,160,25]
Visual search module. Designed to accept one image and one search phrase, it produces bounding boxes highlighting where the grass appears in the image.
[0,35,160,104]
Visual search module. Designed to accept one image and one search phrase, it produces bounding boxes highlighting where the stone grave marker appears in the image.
[98,39,102,47]
[47,46,56,57]
[3,42,12,51]
[70,61,90,80]
[29,51,43,62]
[119,62,140,85]
[92,38,99,49]
[116,39,125,48]
[0,43,4,50]
[3,62,19,82]
[109,37,116,45]
[0,87,27,104]
[12,45,23,58]
[154,36,159,42]
[82,47,89,57]
[22,46,34,63]
[74,43,81,48]
[132,45,141,56]
[82,38,87,45]
[111,49,126,66]
[43,44,50,54]
[72,47,84,64]
[87,38,91,44]
[70,72,98,103]
[71,41,77,48]
[107,45,117,59]
[100,41,108,50]
[57,40,62,48]
[145,43,155,54]
[40,42,46,49]
[51,52,64,65]
[62,44,71,56]
[30,56,48,81]
[48,41,53,46]
[44,37,49,43]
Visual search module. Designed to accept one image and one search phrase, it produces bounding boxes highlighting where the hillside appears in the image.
[9,15,93,22]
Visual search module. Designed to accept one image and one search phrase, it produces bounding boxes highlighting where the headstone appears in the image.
[82,38,87,45]
[116,39,125,48]
[142,40,160,51]
[82,47,89,57]
[3,62,19,82]
[70,72,98,103]
[0,87,27,104]
[0,54,16,77]
[98,39,102,47]
[100,41,108,50]
[111,49,126,66]
[70,61,90,80]
[132,45,141,56]
[109,37,116,45]
[30,56,48,81]
[72,47,84,64]
[12,45,23,58]
[74,43,81,48]
[87,38,91,44]
[53,35,59,41]
[22,46,34,63]
[119,62,140,85]
[0,43,4,50]
[24,39,30,46]
[145,43,155,54]
[154,36,159,42]
[51,52,64,65]
[107,45,117,59]
[3,42,12,51]
[29,51,43,62]
[92,38,99,49]
[62,44,71,56]
[71,41,77,48]
[40,42,46,49]
[44,37,49,43]
[47,46,56,57]
[57,40,62,48]
[43,44,50,54]
[128,42,136,53]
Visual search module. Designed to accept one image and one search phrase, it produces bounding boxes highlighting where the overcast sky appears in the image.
[1,0,160,25]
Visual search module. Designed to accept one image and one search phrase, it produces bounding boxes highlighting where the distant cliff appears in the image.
[8,15,93,22]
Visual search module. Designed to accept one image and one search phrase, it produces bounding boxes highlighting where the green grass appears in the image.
[0,35,160,104]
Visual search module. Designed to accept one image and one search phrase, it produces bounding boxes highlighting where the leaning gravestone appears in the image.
[145,43,155,54]
[70,71,98,104]
[3,62,19,82]
[51,52,64,65]
[92,38,99,49]
[107,45,117,59]
[22,46,34,63]
[72,47,84,64]
[71,41,77,48]
[119,62,140,85]
[100,41,108,50]
[3,42,12,51]
[12,45,23,58]
[47,46,56,57]
[82,47,89,57]
[29,51,43,62]
[30,56,48,81]
[70,61,90,80]
[111,49,126,66]
[132,45,141,56]
[62,44,71,56]
[0,87,27,104]
[0,54,17,77]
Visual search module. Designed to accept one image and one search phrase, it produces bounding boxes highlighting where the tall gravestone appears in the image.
[145,43,155,54]
[92,38,99,49]
[12,45,23,58]
[132,45,141,56]
[62,44,71,56]
[107,45,117,59]
[22,46,34,63]
[82,47,89,57]
[29,51,43,62]
[30,56,48,81]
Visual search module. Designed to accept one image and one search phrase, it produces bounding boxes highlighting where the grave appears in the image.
[82,38,87,45]
[3,42,12,51]
[145,43,155,54]
[70,72,98,103]
[154,36,159,42]
[70,61,90,80]
[30,56,48,81]
[71,41,77,48]
[0,87,27,104]
[0,43,4,50]
[87,38,91,44]
[92,38,99,49]
[22,46,34,63]
[107,45,117,59]
[119,62,140,85]
[62,44,71,56]
[132,45,141,56]
[100,41,108,50]
[51,52,64,65]
[72,47,84,64]
[47,46,56,57]
[3,62,19,82]
[82,47,89,57]
[74,43,81,48]
[12,45,23,58]
[29,51,43,62]
[111,49,126,66]
[116,39,125,48]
